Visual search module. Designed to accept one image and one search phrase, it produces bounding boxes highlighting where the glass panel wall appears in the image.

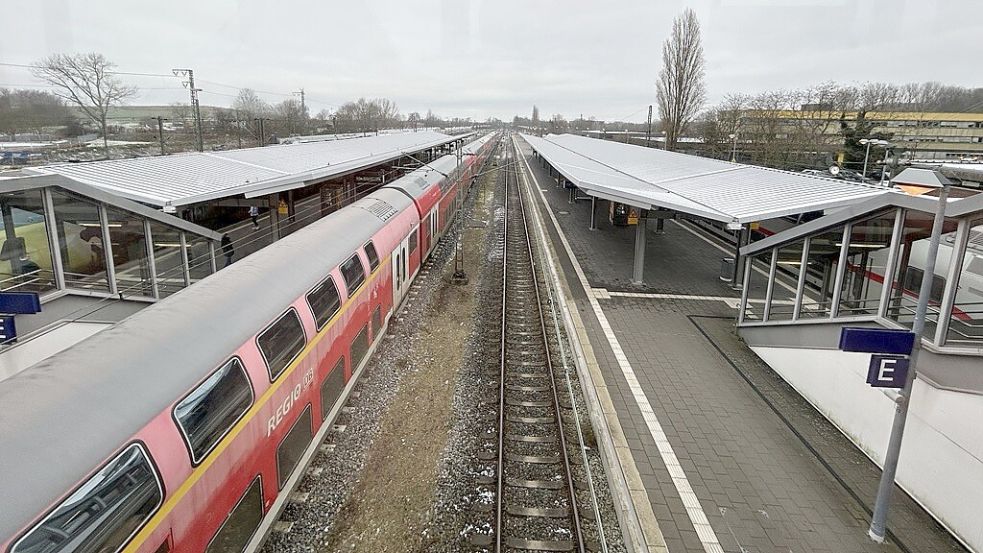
[798,225,845,319]
[885,210,959,335]
[187,236,214,283]
[837,211,897,317]
[742,251,772,322]
[767,239,805,321]
[50,189,110,292]
[149,223,188,298]
[0,189,55,294]
[945,217,983,345]
[106,208,153,298]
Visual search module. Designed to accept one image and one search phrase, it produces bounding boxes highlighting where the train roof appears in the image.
[386,133,496,201]
[0,187,413,540]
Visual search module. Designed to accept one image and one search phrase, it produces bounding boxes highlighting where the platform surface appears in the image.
[516,138,966,553]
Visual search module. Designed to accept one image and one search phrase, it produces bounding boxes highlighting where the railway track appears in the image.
[472,137,587,552]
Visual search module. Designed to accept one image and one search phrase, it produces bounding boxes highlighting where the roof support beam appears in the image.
[935,216,970,346]
[877,208,905,320]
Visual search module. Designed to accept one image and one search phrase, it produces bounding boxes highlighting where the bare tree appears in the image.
[656,8,706,151]
[31,53,136,154]
[233,88,270,140]
[333,97,401,133]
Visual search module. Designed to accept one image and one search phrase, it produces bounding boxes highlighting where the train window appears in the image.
[372,306,382,339]
[205,477,263,553]
[174,358,253,464]
[320,358,346,421]
[306,276,341,330]
[12,443,162,553]
[408,228,418,253]
[351,324,369,371]
[153,541,170,553]
[277,405,313,490]
[340,254,366,295]
[364,241,380,272]
[257,309,306,381]
[902,266,946,303]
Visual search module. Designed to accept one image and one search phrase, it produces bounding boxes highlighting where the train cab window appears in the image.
[340,254,366,295]
[205,477,263,553]
[174,358,253,464]
[153,541,170,553]
[306,276,341,330]
[351,323,369,371]
[408,229,418,253]
[320,358,346,422]
[12,443,162,553]
[257,309,306,381]
[363,241,380,272]
[277,405,313,489]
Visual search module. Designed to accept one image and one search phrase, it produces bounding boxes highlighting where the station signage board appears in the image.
[0,292,42,314]
[839,327,916,356]
[867,355,910,388]
[839,327,916,390]
[0,315,16,343]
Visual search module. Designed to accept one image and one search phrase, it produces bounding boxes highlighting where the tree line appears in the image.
[1,52,475,160]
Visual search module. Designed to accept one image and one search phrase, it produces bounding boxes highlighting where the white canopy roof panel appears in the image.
[31,131,458,208]
[522,133,893,224]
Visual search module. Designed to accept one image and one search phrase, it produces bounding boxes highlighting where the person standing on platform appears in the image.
[249,205,260,229]
[221,234,235,267]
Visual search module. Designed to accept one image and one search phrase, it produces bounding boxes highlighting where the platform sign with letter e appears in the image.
[839,327,916,389]
[867,355,909,388]
[0,315,16,343]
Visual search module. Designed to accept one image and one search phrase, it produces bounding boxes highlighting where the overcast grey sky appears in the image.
[1,0,980,122]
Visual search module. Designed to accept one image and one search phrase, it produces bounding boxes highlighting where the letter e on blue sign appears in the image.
[867,355,909,388]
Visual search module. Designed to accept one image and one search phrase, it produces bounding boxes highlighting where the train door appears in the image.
[427,207,439,254]
[392,234,410,309]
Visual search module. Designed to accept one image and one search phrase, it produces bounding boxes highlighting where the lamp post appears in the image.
[868,168,953,543]
[729,133,738,162]
[859,138,890,181]
[878,145,895,186]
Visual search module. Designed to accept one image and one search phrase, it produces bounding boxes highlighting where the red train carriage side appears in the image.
[0,133,499,553]
[0,187,418,553]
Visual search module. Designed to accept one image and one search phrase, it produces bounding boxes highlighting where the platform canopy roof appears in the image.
[30,131,460,209]
[522,133,895,225]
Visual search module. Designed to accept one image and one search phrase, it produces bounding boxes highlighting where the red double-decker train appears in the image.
[0,132,498,553]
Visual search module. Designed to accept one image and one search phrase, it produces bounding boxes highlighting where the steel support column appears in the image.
[269,194,281,240]
[41,189,66,291]
[589,196,597,230]
[99,204,118,296]
[632,215,647,285]
[732,226,748,289]
[935,216,969,345]
[144,219,159,300]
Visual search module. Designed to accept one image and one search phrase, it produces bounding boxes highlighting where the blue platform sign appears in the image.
[0,315,16,343]
[839,327,916,355]
[867,355,910,388]
[0,292,42,314]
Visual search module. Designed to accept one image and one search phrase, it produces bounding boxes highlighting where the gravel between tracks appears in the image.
[261,152,501,553]
[264,142,627,553]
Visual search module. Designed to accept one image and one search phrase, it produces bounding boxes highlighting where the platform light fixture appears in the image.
[859,138,890,181]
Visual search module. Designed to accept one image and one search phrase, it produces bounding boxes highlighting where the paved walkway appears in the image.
[515,137,965,553]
